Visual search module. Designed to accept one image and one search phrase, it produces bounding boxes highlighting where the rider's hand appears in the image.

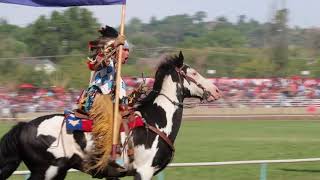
[114,35,126,47]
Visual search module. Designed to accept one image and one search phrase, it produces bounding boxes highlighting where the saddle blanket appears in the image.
[64,110,145,133]
[64,110,92,132]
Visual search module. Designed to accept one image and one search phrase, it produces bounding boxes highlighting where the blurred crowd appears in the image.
[1,77,320,117]
[0,86,80,118]
[215,77,320,108]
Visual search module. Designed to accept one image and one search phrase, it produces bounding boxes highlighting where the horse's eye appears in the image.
[192,72,197,76]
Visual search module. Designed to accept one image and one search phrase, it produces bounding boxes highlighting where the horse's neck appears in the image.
[149,75,183,141]
[160,76,182,102]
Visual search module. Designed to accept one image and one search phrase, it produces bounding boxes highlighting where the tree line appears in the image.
[0,7,319,88]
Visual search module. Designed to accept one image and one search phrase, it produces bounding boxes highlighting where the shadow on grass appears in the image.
[281,168,320,173]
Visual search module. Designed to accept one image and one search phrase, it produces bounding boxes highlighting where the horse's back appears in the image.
[28,114,64,127]
[18,114,90,175]
[22,114,90,157]
[18,114,65,158]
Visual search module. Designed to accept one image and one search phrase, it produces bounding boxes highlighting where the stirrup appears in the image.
[109,160,126,170]
[107,160,128,177]
[91,160,128,179]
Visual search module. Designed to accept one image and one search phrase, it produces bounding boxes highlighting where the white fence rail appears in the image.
[168,158,320,166]
[13,158,320,180]
[187,98,320,108]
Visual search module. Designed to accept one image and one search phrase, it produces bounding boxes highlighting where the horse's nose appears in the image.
[213,88,222,99]
[206,87,221,101]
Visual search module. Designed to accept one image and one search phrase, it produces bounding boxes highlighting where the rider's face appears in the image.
[120,48,130,64]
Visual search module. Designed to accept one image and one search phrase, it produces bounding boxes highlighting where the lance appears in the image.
[111,4,127,160]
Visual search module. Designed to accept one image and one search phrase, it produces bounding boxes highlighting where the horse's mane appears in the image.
[136,54,181,108]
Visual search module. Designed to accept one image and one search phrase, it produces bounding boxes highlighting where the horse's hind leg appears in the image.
[0,160,20,179]
[27,171,67,180]
[134,167,154,180]
[134,173,142,180]
[27,167,67,180]
[28,172,44,180]
[52,170,68,180]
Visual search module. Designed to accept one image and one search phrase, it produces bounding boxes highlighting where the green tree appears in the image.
[181,27,246,48]
[0,59,49,86]
[267,9,289,76]
[304,28,320,58]
[25,7,100,58]
[57,53,89,88]
[234,58,275,77]
[310,58,320,77]
[152,14,196,45]
[0,20,28,58]
[127,18,143,33]
[0,36,27,57]
[207,28,247,48]
[192,11,207,23]
[16,68,50,87]
[237,15,247,25]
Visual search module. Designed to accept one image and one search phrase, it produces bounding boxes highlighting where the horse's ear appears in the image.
[176,51,184,68]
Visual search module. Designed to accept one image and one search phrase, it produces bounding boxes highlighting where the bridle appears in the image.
[157,64,216,108]
[175,65,215,101]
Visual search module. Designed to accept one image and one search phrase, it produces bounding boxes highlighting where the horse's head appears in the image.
[173,51,221,102]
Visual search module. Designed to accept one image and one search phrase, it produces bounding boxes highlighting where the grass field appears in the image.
[2,119,320,180]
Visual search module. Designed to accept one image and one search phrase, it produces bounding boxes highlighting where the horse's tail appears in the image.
[0,122,25,179]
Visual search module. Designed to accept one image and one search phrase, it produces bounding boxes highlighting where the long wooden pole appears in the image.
[111,4,126,160]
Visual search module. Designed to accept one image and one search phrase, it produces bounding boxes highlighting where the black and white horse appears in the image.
[0,52,221,180]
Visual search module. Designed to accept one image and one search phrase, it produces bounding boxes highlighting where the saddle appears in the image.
[64,109,145,133]
[64,109,93,132]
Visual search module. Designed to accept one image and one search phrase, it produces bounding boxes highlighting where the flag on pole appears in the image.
[0,0,125,7]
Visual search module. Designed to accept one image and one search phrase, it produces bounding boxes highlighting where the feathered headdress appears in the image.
[98,25,119,38]
[88,25,119,51]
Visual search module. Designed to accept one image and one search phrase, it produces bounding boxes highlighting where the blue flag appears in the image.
[0,0,125,7]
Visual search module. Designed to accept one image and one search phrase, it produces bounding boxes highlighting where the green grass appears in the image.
[2,120,320,180]
[166,120,320,180]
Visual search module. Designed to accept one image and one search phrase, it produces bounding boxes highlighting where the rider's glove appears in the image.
[114,35,126,47]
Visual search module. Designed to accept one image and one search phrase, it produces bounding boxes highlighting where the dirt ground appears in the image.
[183,107,320,120]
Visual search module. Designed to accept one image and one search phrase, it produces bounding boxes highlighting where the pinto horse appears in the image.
[0,52,221,180]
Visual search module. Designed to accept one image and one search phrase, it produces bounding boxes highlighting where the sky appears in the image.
[0,0,319,28]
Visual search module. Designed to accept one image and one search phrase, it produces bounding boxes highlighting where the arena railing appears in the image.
[185,98,320,108]
[13,158,320,180]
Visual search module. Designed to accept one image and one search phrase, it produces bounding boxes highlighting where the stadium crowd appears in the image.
[214,77,320,108]
[1,77,320,117]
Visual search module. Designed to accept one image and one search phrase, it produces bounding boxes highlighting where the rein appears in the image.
[175,65,216,101]
[158,93,183,108]
[145,123,175,152]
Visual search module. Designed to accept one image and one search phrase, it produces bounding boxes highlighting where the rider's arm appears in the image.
[87,55,111,71]
[87,60,96,71]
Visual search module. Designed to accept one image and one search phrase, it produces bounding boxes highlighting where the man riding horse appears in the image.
[0,47,222,180]
[69,25,147,174]
[78,25,130,115]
